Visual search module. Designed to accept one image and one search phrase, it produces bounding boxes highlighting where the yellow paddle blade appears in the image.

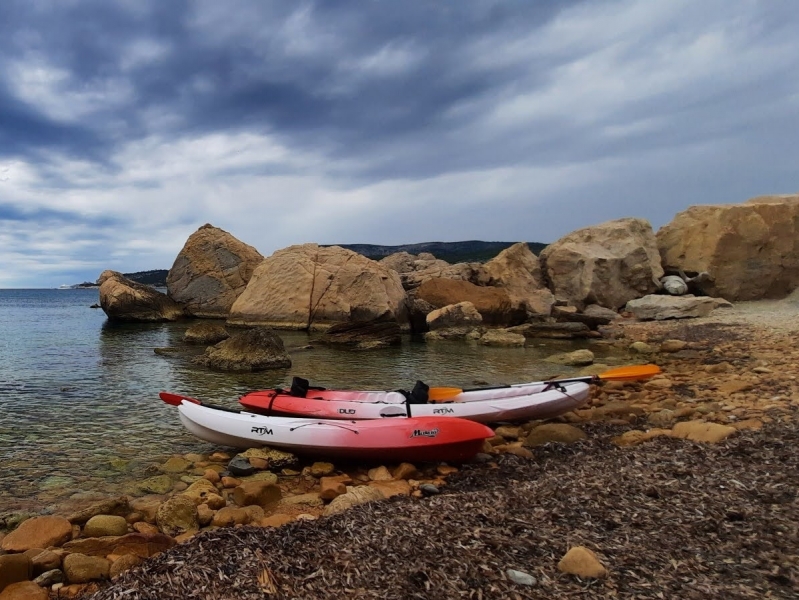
[428,387,463,401]
[596,364,661,381]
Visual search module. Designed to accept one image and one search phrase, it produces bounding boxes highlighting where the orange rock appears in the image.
[259,514,295,528]
[1,516,73,552]
[203,469,221,484]
[0,581,48,600]
[391,463,418,480]
[557,546,607,578]
[319,477,347,501]
[671,421,737,443]
[0,554,32,593]
[368,480,412,498]
[221,476,241,488]
[233,481,282,508]
[436,465,459,476]
[367,466,392,481]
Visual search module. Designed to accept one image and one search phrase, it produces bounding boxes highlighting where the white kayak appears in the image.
[238,381,592,423]
[161,394,495,463]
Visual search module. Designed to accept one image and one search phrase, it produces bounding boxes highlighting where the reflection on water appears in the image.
[0,289,627,514]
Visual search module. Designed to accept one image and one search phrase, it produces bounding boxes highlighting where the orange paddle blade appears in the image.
[596,364,661,381]
[428,387,463,401]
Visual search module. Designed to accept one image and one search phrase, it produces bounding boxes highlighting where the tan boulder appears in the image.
[524,424,586,447]
[401,262,486,291]
[109,554,143,580]
[483,242,555,316]
[426,302,482,331]
[232,481,282,508]
[166,224,263,317]
[210,507,250,527]
[67,497,130,525]
[539,218,663,310]
[557,546,607,578]
[367,466,393,481]
[27,549,60,576]
[416,278,526,326]
[323,486,385,516]
[98,271,184,322]
[671,421,737,443]
[392,463,419,480]
[380,252,449,279]
[278,493,324,509]
[319,477,347,501]
[657,195,799,300]
[0,554,32,593]
[62,553,110,584]
[155,495,198,537]
[228,244,408,330]
[181,478,220,505]
[1,516,73,552]
[625,295,715,321]
[64,533,174,559]
[259,514,295,528]
[368,480,412,498]
[0,581,48,600]
[193,326,291,372]
[82,515,128,537]
[308,462,336,477]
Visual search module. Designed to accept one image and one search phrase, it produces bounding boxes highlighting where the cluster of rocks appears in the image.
[95,194,799,370]
[0,448,457,597]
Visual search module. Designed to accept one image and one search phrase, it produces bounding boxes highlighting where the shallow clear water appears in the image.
[0,289,622,514]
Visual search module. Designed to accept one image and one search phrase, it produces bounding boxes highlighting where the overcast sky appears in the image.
[1,0,797,288]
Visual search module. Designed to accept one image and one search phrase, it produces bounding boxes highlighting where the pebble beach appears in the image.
[2,298,798,599]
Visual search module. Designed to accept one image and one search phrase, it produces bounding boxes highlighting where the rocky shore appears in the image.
[1,299,797,598]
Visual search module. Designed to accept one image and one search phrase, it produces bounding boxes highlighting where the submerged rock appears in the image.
[193,327,291,372]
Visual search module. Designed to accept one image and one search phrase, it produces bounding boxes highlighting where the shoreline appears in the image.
[3,299,798,597]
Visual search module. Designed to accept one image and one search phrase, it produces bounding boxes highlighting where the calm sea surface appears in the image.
[0,288,622,515]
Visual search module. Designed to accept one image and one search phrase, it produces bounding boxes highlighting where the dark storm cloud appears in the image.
[0,0,577,170]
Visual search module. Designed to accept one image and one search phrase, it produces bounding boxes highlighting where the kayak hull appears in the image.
[170,398,494,462]
[239,382,591,423]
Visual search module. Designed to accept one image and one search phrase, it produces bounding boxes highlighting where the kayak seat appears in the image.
[289,376,327,398]
[396,380,430,404]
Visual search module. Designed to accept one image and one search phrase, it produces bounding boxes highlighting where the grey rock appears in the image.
[506,569,537,586]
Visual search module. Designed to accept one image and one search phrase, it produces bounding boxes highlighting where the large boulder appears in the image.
[379,252,449,278]
[228,244,408,330]
[539,218,663,310]
[401,262,487,291]
[482,242,555,316]
[416,278,527,326]
[657,195,799,300]
[166,224,263,318]
[193,327,291,372]
[625,295,716,320]
[98,271,184,322]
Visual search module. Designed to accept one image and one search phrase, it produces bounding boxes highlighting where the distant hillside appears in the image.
[122,269,169,286]
[85,242,548,289]
[328,241,548,264]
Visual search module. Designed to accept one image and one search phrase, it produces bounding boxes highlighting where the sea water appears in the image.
[0,288,616,514]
